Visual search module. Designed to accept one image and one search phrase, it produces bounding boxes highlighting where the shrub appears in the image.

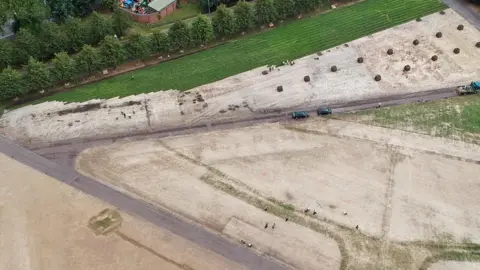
[15,28,41,64]
[76,44,102,75]
[296,0,322,14]
[212,4,237,37]
[64,17,88,52]
[457,24,464,30]
[277,85,283,92]
[413,39,419,45]
[168,20,191,51]
[126,33,151,61]
[0,67,25,100]
[436,32,442,38]
[331,65,337,72]
[416,18,422,22]
[275,0,296,20]
[255,0,278,25]
[99,35,125,68]
[440,10,445,15]
[38,20,68,59]
[25,57,52,93]
[453,48,460,54]
[0,40,16,69]
[52,52,76,82]
[151,30,170,54]
[88,11,114,45]
[235,1,256,31]
[403,65,411,71]
[357,57,364,63]
[431,55,438,61]
[304,75,310,82]
[374,75,382,81]
[262,70,268,75]
[387,48,394,55]
[113,7,132,37]
[191,15,214,46]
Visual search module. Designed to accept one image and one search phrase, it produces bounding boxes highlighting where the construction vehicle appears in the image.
[456,81,480,95]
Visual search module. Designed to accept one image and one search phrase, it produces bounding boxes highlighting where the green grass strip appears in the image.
[39,0,446,103]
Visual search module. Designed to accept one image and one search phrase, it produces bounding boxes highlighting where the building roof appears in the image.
[148,0,175,11]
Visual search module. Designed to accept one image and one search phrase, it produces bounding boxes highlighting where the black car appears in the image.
[317,107,332,115]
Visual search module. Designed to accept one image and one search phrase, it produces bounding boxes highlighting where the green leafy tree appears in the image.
[296,0,322,14]
[100,35,125,68]
[191,15,214,46]
[73,0,96,17]
[11,0,49,32]
[234,1,255,32]
[15,28,41,64]
[47,0,75,22]
[101,0,119,10]
[212,4,236,37]
[168,20,191,51]
[275,0,296,19]
[200,0,220,13]
[38,20,68,59]
[151,30,170,54]
[126,33,151,61]
[63,17,87,52]
[0,67,25,100]
[52,52,76,82]
[112,7,132,37]
[76,44,102,75]
[25,57,52,93]
[0,40,16,69]
[88,11,114,44]
[255,0,277,25]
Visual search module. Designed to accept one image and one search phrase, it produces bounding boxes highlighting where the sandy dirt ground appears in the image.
[76,140,342,270]
[2,9,480,144]
[77,118,480,269]
[429,261,480,270]
[0,153,247,270]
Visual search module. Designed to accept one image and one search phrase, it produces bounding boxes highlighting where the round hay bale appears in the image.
[431,55,438,61]
[387,49,394,55]
[457,24,464,30]
[262,70,268,75]
[357,57,364,63]
[277,86,283,92]
[304,75,310,82]
[436,32,442,38]
[476,42,480,48]
[453,48,460,54]
[403,65,411,72]
[413,39,419,45]
[374,75,382,82]
[331,66,338,72]
[440,10,445,15]
[416,18,422,22]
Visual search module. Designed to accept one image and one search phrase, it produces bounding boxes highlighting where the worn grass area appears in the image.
[37,0,446,103]
[339,95,480,143]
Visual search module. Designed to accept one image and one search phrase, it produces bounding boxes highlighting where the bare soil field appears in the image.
[77,119,480,269]
[2,9,480,144]
[429,261,480,270]
[0,153,247,270]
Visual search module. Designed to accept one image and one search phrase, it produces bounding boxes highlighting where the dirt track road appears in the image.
[0,87,459,270]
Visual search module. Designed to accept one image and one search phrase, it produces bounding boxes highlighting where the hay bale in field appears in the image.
[436,32,442,38]
[387,49,394,55]
[277,86,283,92]
[374,75,381,81]
[457,24,464,30]
[416,18,422,22]
[262,70,268,75]
[476,42,480,48]
[431,55,438,61]
[304,76,310,82]
[413,39,419,45]
[403,65,411,72]
[357,57,364,63]
[440,10,445,15]
[453,48,460,54]
[331,66,337,72]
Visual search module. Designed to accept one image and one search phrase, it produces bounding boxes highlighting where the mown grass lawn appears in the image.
[39,0,446,103]
[339,95,480,143]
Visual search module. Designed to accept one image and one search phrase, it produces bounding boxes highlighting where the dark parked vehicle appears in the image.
[317,107,332,115]
[292,111,309,119]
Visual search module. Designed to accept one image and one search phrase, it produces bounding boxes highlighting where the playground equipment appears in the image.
[121,0,152,14]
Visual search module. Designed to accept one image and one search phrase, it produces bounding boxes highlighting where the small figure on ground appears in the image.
[265,222,269,229]
[304,208,310,213]
[377,103,382,108]
[264,207,268,211]
[313,210,317,215]
[355,225,359,230]
[272,223,276,229]
[241,240,246,244]
[248,243,252,247]
[343,211,348,215]
[285,217,289,222]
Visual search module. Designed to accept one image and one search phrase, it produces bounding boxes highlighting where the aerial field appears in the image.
[37,0,446,103]
[76,118,480,270]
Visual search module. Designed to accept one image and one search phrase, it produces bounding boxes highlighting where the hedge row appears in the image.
[0,0,324,101]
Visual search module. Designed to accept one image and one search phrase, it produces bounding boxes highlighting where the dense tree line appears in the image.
[0,0,324,101]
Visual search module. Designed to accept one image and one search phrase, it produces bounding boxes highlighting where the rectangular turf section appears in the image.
[41,0,447,103]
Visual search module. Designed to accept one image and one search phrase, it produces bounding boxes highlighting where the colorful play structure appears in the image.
[120,0,153,14]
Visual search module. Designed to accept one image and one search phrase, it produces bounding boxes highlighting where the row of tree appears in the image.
[0,0,324,101]
[0,10,132,70]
